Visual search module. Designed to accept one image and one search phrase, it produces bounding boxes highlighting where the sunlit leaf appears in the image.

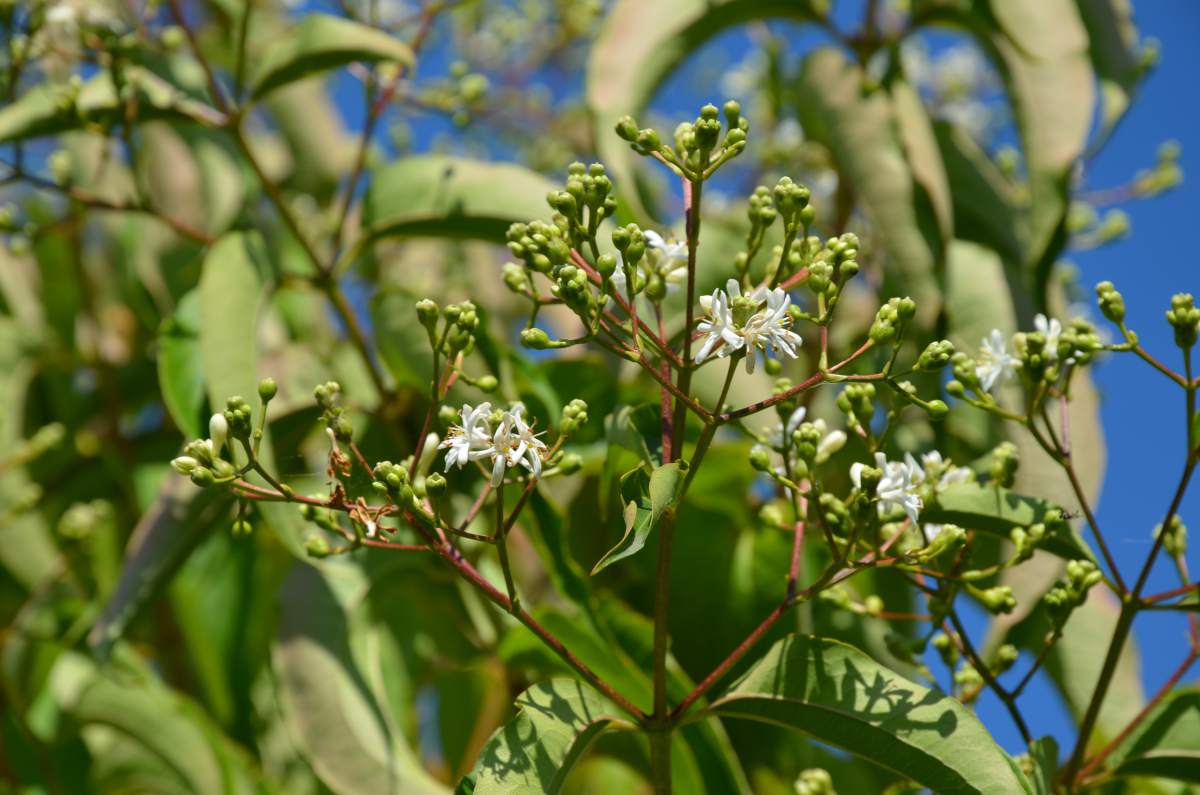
[362,155,558,243]
[1077,0,1143,138]
[1104,686,1200,784]
[467,679,627,794]
[591,462,685,575]
[249,13,413,101]
[707,634,1034,794]
[922,482,1097,563]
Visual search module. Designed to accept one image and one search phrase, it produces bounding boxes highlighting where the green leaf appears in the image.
[249,13,413,101]
[87,478,233,660]
[922,482,1097,563]
[587,0,821,221]
[795,49,941,318]
[372,285,434,390]
[891,80,953,245]
[50,650,266,794]
[1104,686,1200,783]
[273,561,448,795]
[1019,736,1059,795]
[0,69,216,143]
[987,0,1095,286]
[362,155,558,243]
[708,634,1033,795]
[591,462,685,575]
[1077,0,1143,138]
[934,124,1024,266]
[469,679,627,794]
[158,290,205,440]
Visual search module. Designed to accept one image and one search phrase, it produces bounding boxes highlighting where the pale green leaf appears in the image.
[708,634,1033,794]
[1077,0,1142,137]
[249,13,413,101]
[362,155,558,243]
[891,80,953,244]
[591,462,685,575]
[273,561,448,795]
[1105,686,1200,784]
[157,289,205,440]
[469,679,626,794]
[795,49,941,319]
[922,482,1097,563]
[934,123,1024,266]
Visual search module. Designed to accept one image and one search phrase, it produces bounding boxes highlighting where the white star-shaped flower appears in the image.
[644,230,688,262]
[440,402,495,472]
[1034,313,1062,360]
[975,329,1019,393]
[851,451,923,526]
[695,279,802,374]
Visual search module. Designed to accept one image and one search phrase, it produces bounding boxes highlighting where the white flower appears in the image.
[975,329,1019,393]
[695,279,803,374]
[851,452,923,526]
[644,230,688,262]
[814,422,847,463]
[439,402,548,487]
[171,456,198,475]
[1034,313,1062,360]
[209,413,228,456]
[440,402,494,472]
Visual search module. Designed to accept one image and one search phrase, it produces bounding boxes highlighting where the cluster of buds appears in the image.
[868,296,917,345]
[546,162,617,252]
[1043,559,1103,624]
[1166,293,1199,349]
[314,381,353,442]
[800,232,859,308]
[1095,281,1126,324]
[372,460,416,507]
[171,413,235,487]
[417,299,484,362]
[1156,515,1187,558]
[615,100,748,180]
[916,339,955,372]
[793,768,837,795]
[968,584,1017,615]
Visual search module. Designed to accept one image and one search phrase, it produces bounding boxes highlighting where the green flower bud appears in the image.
[258,377,277,404]
[615,115,639,141]
[925,400,949,420]
[749,445,772,472]
[190,467,216,487]
[974,585,1017,615]
[917,340,955,372]
[992,644,1019,673]
[305,535,332,559]
[596,253,617,278]
[931,633,959,667]
[862,595,884,617]
[425,472,447,497]
[476,374,499,393]
[557,452,583,475]
[1166,293,1200,348]
[232,518,253,537]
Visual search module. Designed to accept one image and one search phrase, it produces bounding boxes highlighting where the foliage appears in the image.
[0,1,1195,794]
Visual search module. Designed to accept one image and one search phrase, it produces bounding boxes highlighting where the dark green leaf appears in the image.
[88,478,233,660]
[1020,736,1058,795]
[372,285,434,390]
[362,155,558,243]
[158,290,205,440]
[934,124,1024,266]
[708,634,1033,794]
[469,679,627,794]
[249,13,413,101]
[922,482,1097,563]
[1105,686,1200,783]
[591,462,685,575]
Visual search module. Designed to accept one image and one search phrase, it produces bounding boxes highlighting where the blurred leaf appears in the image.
[591,462,685,575]
[372,285,434,390]
[1018,736,1058,795]
[1077,0,1142,138]
[0,69,216,143]
[467,679,626,794]
[1104,686,1200,784]
[158,289,205,439]
[88,478,233,660]
[363,155,558,243]
[49,650,267,794]
[934,125,1024,267]
[587,0,821,221]
[891,80,953,245]
[708,634,1033,794]
[264,79,357,198]
[273,561,448,795]
[249,13,413,101]
[796,49,941,318]
[988,0,1095,291]
[922,482,1097,563]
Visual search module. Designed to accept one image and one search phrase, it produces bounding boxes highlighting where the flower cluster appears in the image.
[440,402,548,487]
[850,449,970,530]
[695,279,803,373]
